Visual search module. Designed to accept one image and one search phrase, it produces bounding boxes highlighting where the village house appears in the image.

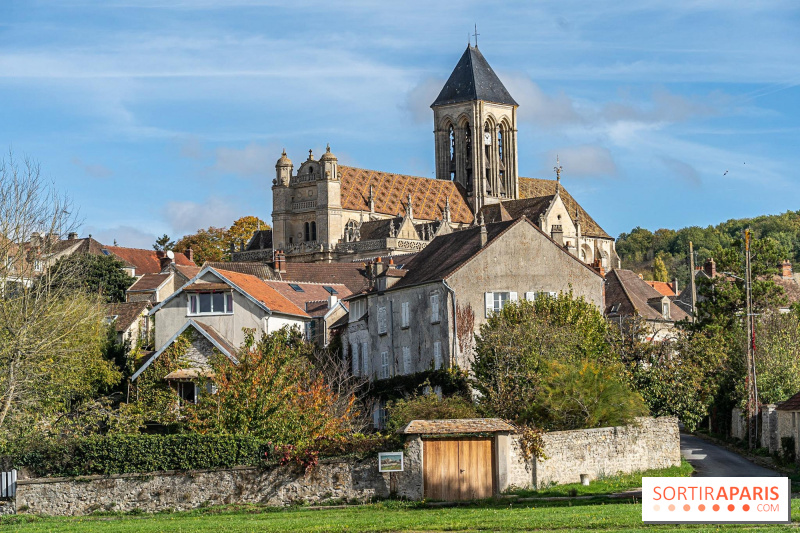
[604,269,690,341]
[105,300,152,348]
[341,216,604,389]
[126,263,201,304]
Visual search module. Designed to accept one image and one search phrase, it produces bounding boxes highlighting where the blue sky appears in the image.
[1,1,798,248]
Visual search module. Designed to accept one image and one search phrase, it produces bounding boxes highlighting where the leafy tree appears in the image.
[45,253,136,303]
[0,154,121,436]
[173,226,227,265]
[530,359,647,431]
[753,311,800,405]
[472,295,643,430]
[187,328,358,448]
[652,256,668,282]
[152,234,174,252]
[173,216,269,264]
[225,215,269,252]
[386,390,478,433]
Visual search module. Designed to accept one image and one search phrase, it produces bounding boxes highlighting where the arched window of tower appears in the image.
[448,125,456,179]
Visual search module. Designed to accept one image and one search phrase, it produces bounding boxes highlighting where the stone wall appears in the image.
[0,500,14,516]
[761,405,779,453]
[507,417,681,489]
[731,408,747,441]
[16,450,423,517]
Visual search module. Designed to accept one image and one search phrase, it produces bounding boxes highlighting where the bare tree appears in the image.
[310,347,373,432]
[0,153,119,432]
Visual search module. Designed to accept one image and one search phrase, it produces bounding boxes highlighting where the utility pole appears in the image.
[689,241,697,317]
[744,228,758,450]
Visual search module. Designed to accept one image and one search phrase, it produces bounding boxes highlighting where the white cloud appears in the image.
[211,142,280,178]
[163,196,242,235]
[541,145,617,177]
[659,156,702,187]
[502,74,583,127]
[403,77,445,124]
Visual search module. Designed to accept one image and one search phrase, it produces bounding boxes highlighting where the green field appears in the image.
[2,499,799,532]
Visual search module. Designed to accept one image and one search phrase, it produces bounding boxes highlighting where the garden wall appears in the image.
[15,454,420,517]
[507,417,681,489]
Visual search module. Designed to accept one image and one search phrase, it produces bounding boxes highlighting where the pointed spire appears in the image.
[479,211,487,247]
[443,195,452,223]
[406,193,414,220]
[432,45,518,107]
[368,185,375,213]
[554,155,562,193]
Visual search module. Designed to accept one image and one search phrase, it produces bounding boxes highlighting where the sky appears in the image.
[1,1,799,248]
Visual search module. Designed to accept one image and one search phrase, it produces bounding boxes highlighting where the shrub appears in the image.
[781,436,796,464]
[386,392,478,433]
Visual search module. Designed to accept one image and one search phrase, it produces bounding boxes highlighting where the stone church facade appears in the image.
[234,44,618,269]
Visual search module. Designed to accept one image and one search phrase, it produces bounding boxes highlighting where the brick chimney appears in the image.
[591,259,605,278]
[703,258,716,278]
[67,232,78,241]
[275,250,286,273]
[782,260,792,280]
[672,278,679,295]
[184,248,194,263]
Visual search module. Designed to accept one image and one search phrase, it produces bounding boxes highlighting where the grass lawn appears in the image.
[2,499,799,532]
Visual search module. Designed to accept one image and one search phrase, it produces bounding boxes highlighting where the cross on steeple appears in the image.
[473,25,480,48]
[554,155,562,182]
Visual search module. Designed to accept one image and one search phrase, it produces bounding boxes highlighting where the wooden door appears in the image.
[423,437,494,501]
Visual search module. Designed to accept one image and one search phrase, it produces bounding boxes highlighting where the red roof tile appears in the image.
[213,269,309,317]
[127,273,171,292]
[103,246,196,275]
[264,281,351,317]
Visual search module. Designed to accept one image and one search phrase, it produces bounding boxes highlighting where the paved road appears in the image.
[680,433,780,477]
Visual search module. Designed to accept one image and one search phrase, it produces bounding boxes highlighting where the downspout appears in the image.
[442,279,458,369]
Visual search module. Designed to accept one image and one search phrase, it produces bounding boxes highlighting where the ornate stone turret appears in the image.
[406,193,414,220]
[275,149,292,186]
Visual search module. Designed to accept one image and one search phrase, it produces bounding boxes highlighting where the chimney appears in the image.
[184,248,194,263]
[30,232,41,247]
[672,278,679,295]
[328,294,338,308]
[67,232,78,241]
[592,259,605,278]
[703,258,716,278]
[275,250,286,273]
[782,260,792,280]
[159,250,174,272]
[374,256,386,276]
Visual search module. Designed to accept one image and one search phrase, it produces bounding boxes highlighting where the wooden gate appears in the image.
[423,437,494,501]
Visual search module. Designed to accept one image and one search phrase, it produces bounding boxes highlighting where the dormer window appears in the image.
[188,291,233,315]
[662,301,670,320]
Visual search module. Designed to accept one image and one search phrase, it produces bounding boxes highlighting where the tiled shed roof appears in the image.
[401,418,517,435]
[106,301,150,333]
[340,166,473,224]
[127,273,171,292]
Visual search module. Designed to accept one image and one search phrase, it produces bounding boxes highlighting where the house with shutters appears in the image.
[341,216,604,390]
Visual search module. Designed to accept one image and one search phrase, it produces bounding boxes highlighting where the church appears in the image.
[235,44,619,270]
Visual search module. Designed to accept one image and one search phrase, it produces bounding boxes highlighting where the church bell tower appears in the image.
[431,44,520,213]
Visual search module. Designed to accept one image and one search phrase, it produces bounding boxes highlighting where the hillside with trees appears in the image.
[616,210,800,286]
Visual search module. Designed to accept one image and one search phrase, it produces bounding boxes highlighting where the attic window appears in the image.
[289,283,304,292]
[610,304,620,314]
[101,249,111,256]
[323,286,338,295]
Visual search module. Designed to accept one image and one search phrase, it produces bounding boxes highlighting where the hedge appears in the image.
[6,433,398,478]
[11,434,264,478]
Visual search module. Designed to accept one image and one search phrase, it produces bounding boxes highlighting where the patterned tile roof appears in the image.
[401,418,518,435]
[519,178,610,239]
[339,166,473,224]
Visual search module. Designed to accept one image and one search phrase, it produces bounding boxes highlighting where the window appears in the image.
[351,343,360,376]
[524,292,536,301]
[377,306,387,335]
[401,301,410,328]
[289,283,304,292]
[537,291,557,300]
[304,222,310,242]
[176,382,197,404]
[430,293,440,323]
[433,341,442,370]
[101,249,111,256]
[361,341,370,375]
[323,286,338,295]
[34,260,43,272]
[662,301,670,319]
[188,291,233,315]
[349,298,366,321]
[380,351,390,379]
[308,320,317,340]
[484,292,516,317]
[311,221,317,241]
[403,346,411,374]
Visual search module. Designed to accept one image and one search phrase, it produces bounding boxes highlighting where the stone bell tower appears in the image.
[431,44,519,213]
